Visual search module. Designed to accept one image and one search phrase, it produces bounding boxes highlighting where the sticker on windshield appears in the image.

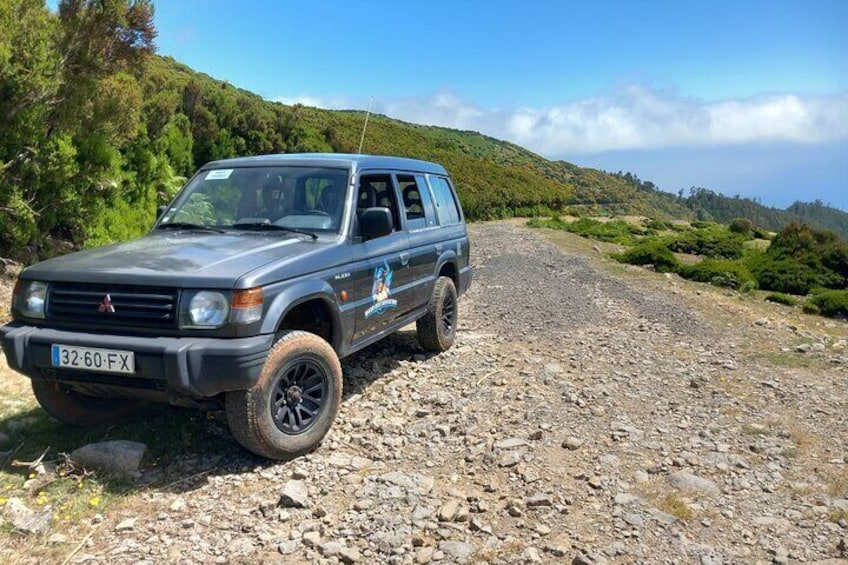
[365,261,397,319]
[205,169,233,180]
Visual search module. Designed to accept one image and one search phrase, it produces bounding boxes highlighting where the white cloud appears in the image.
[271,95,342,108]
[271,87,848,155]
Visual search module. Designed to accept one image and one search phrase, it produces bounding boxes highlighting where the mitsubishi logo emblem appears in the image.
[98,294,116,313]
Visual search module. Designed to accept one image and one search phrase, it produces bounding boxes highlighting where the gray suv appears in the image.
[1,154,472,459]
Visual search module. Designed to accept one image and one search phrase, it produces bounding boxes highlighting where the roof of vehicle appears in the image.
[201,153,448,175]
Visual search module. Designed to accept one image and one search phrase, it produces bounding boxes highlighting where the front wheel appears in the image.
[417,276,458,352]
[226,330,343,460]
[31,380,140,427]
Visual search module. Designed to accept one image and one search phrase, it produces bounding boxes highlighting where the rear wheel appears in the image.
[31,380,140,427]
[226,330,342,460]
[417,276,458,352]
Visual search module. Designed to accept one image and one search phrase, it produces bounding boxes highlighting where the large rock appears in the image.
[280,480,310,508]
[667,471,719,495]
[3,497,52,535]
[438,541,474,561]
[70,440,147,478]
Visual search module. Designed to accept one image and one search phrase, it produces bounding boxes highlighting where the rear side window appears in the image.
[397,174,437,230]
[428,175,461,226]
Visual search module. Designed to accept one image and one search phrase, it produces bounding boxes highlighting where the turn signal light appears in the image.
[232,287,263,308]
[230,287,264,324]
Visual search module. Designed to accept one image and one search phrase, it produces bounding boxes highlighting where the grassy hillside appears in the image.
[1,0,845,262]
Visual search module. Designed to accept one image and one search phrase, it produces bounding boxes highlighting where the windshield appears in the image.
[159,165,350,234]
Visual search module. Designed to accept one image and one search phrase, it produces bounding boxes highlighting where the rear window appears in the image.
[428,175,461,225]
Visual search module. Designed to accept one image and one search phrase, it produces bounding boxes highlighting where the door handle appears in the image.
[400,252,410,266]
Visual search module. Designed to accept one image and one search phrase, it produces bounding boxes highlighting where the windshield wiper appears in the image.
[231,222,318,240]
[157,222,225,233]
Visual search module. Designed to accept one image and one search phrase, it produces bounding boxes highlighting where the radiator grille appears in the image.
[48,283,178,328]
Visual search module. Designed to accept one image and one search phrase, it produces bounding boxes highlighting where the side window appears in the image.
[427,175,461,225]
[397,174,433,230]
[357,174,400,235]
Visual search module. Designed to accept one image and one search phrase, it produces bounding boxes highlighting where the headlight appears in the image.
[185,291,229,328]
[13,280,47,319]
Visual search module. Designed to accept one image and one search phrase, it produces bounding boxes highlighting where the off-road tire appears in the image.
[417,276,458,352]
[31,380,140,427]
[226,330,342,460]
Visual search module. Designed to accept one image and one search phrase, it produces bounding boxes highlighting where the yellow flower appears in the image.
[88,496,100,507]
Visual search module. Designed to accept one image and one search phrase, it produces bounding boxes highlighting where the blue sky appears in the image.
[154,0,848,209]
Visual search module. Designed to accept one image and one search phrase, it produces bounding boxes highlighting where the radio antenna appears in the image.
[357,97,374,155]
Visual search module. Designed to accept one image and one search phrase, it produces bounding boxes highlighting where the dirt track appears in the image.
[2,221,847,564]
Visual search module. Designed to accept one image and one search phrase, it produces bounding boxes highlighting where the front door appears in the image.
[351,173,411,342]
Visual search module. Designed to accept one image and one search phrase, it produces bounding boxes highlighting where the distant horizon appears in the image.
[153,0,847,212]
[270,101,848,213]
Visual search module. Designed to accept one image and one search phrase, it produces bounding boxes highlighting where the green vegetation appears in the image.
[728,217,754,236]
[2,1,847,264]
[765,292,799,307]
[748,222,848,295]
[536,215,848,318]
[802,302,821,315]
[664,227,747,259]
[807,290,848,319]
[528,217,643,245]
[679,259,756,290]
[685,188,848,241]
[612,240,681,273]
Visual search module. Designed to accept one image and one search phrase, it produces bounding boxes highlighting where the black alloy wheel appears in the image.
[441,292,456,335]
[271,359,327,434]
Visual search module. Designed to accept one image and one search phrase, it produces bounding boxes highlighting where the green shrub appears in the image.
[728,217,754,237]
[752,227,772,240]
[765,292,798,307]
[679,259,756,289]
[807,290,848,318]
[529,217,643,245]
[802,302,821,315]
[766,222,848,287]
[644,219,673,231]
[748,255,841,295]
[664,228,746,259]
[612,240,681,273]
[691,220,718,229]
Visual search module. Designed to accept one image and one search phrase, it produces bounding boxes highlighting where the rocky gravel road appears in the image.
[6,222,848,564]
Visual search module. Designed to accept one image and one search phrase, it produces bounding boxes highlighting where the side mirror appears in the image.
[156,205,167,219]
[359,207,393,241]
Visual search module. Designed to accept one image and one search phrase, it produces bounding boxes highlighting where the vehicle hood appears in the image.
[22,231,341,288]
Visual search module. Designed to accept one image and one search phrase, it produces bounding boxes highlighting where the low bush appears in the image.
[644,219,673,231]
[752,227,772,240]
[679,259,756,289]
[664,228,746,259]
[747,255,841,295]
[729,217,754,237]
[807,290,848,318]
[529,217,643,245]
[691,220,718,229]
[612,240,681,273]
[765,292,798,307]
[802,302,821,315]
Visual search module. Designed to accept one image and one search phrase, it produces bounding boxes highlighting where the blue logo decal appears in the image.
[365,260,398,318]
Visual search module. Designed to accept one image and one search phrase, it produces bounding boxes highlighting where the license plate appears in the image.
[51,344,135,374]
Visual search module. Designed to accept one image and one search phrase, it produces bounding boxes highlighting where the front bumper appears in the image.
[0,323,273,399]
